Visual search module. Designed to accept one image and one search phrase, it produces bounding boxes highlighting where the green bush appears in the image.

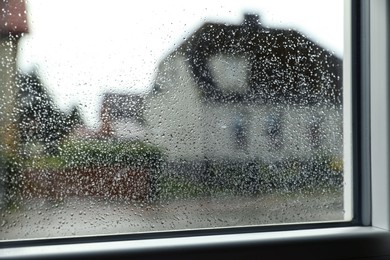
[58,139,164,169]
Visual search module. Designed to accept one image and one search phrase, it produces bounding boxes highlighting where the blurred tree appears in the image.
[16,72,83,155]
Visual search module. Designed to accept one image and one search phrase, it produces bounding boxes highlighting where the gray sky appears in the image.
[17,0,343,128]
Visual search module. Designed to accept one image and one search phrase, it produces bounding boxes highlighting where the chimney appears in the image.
[243,13,261,28]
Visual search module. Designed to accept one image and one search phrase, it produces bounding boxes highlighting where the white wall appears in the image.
[144,54,204,160]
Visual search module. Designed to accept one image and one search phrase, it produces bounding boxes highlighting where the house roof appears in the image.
[0,0,28,36]
[161,14,342,106]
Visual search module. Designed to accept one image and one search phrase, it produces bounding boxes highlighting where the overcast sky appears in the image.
[17,0,343,128]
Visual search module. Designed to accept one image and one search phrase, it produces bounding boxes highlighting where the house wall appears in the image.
[145,54,204,160]
[0,0,28,159]
[202,104,342,163]
[0,37,19,156]
[112,120,144,140]
[145,54,343,164]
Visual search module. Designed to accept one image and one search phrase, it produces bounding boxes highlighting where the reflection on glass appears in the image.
[0,0,344,240]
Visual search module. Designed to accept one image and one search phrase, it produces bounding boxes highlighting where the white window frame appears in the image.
[1,1,390,259]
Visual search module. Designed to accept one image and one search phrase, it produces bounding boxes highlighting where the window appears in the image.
[1,0,390,259]
[232,112,248,150]
[0,0,344,236]
[308,112,323,149]
[265,111,283,150]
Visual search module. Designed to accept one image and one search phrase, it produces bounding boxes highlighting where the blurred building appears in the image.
[99,93,145,140]
[0,0,29,154]
[144,14,342,163]
[0,0,29,204]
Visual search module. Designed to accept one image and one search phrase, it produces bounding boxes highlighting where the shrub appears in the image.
[58,139,164,169]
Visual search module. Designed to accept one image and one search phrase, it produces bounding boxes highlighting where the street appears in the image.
[1,191,343,240]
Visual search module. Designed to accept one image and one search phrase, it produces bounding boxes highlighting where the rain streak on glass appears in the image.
[0,0,344,240]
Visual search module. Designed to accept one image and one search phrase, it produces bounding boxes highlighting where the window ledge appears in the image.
[2,227,390,259]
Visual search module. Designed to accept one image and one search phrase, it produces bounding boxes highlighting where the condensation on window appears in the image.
[0,0,344,240]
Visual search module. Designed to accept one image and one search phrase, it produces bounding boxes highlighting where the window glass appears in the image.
[0,0,345,240]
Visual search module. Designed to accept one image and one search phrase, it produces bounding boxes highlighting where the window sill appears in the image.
[2,226,390,259]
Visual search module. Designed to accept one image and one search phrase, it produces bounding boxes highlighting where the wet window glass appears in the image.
[0,0,345,240]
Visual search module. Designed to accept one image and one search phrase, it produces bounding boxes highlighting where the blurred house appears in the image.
[98,93,145,140]
[0,0,28,153]
[0,0,28,204]
[144,14,342,163]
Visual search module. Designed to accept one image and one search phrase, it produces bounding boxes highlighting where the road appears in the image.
[1,192,343,240]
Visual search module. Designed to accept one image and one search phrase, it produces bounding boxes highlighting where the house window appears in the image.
[265,112,283,150]
[232,113,248,150]
[0,0,350,245]
[308,113,324,149]
[208,54,250,94]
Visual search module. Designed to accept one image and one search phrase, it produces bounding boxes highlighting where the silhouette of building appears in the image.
[0,0,29,205]
[145,14,342,163]
[99,93,145,140]
[0,0,29,153]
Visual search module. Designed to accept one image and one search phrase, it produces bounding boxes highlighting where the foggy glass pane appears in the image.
[0,0,345,240]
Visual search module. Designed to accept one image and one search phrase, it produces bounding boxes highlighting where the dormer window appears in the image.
[208,54,250,94]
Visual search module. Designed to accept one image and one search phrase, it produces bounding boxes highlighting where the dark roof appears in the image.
[0,0,28,36]
[161,14,342,106]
